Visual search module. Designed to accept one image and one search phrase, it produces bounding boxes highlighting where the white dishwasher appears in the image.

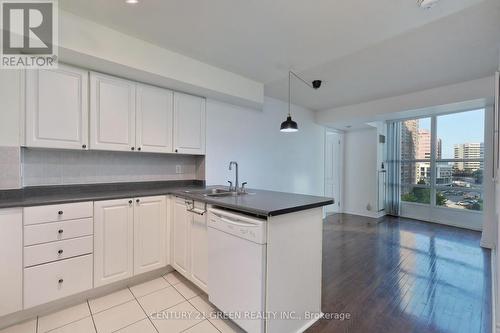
[208,207,267,333]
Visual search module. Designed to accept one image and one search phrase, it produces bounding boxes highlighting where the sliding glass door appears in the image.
[397,109,485,230]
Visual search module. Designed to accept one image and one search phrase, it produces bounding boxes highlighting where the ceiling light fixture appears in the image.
[417,0,440,9]
[125,0,139,4]
[280,71,322,133]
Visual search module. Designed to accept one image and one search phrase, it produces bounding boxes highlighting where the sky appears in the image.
[417,109,484,159]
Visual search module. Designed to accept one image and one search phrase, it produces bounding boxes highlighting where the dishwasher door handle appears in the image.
[218,216,260,228]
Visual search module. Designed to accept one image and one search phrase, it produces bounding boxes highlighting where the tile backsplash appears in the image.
[22,148,204,187]
[0,146,21,189]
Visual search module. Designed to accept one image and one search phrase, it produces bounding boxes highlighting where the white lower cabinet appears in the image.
[134,196,167,275]
[189,202,208,291]
[172,197,190,277]
[21,202,95,310]
[171,197,208,292]
[94,196,168,287]
[0,209,23,316]
[24,255,93,308]
[94,199,134,287]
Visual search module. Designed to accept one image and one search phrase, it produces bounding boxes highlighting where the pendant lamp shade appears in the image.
[280,116,298,132]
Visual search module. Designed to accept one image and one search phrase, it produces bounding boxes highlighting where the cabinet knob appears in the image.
[129,200,133,204]
[82,144,87,149]
[137,147,141,151]
[175,149,178,153]
[136,199,140,203]
[131,147,135,151]
[58,249,63,255]
[58,229,64,234]
[58,279,64,284]
[58,210,63,215]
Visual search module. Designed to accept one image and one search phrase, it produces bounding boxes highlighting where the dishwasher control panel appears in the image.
[207,208,267,244]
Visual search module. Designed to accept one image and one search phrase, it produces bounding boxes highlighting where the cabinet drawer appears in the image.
[24,218,93,246]
[24,254,93,308]
[24,202,93,225]
[24,236,93,267]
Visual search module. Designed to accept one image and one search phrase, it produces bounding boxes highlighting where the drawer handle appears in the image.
[58,210,63,215]
[58,279,64,284]
[58,229,64,234]
[58,249,63,255]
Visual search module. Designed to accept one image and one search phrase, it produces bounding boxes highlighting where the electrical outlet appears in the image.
[175,165,182,174]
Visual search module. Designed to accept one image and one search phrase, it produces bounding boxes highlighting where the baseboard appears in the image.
[0,266,174,330]
[295,312,323,333]
[492,249,498,333]
[342,210,382,220]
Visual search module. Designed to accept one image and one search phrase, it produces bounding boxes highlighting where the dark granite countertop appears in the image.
[0,180,333,217]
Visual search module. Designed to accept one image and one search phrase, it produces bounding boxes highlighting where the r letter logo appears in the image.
[1,0,58,68]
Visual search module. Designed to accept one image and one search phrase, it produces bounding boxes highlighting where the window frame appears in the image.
[398,109,485,212]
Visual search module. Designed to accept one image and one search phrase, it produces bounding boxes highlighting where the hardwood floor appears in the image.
[307,213,492,333]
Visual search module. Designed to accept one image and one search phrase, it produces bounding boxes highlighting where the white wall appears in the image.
[342,128,382,218]
[205,97,325,196]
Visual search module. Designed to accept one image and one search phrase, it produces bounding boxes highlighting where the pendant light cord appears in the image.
[288,71,291,117]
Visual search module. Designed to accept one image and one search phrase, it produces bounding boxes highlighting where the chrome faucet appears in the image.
[228,161,239,192]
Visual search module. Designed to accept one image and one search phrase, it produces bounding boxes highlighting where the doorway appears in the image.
[325,130,343,214]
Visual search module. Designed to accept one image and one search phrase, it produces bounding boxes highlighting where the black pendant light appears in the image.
[280,115,298,132]
[280,70,322,133]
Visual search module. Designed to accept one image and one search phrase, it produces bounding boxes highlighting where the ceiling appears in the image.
[60,0,500,110]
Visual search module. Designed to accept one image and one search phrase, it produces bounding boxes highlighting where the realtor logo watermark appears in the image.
[1,0,58,68]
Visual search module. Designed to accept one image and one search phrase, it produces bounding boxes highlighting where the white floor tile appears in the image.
[47,317,95,333]
[183,320,219,333]
[188,295,215,316]
[137,286,185,316]
[38,303,90,333]
[130,277,170,298]
[163,271,185,285]
[88,288,134,314]
[150,301,203,333]
[115,319,157,333]
[92,300,146,333]
[0,319,36,333]
[172,279,201,299]
[208,317,246,333]
[188,294,244,332]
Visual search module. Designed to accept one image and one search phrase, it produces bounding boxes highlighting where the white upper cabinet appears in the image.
[90,72,136,152]
[133,196,167,275]
[94,199,134,287]
[173,92,206,155]
[26,67,206,155]
[26,64,89,149]
[136,84,174,153]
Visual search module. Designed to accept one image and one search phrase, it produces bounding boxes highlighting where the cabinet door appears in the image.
[94,199,134,287]
[173,92,206,155]
[0,209,22,316]
[136,84,174,153]
[26,64,88,149]
[190,202,208,292]
[133,196,167,275]
[90,72,136,151]
[172,197,190,277]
